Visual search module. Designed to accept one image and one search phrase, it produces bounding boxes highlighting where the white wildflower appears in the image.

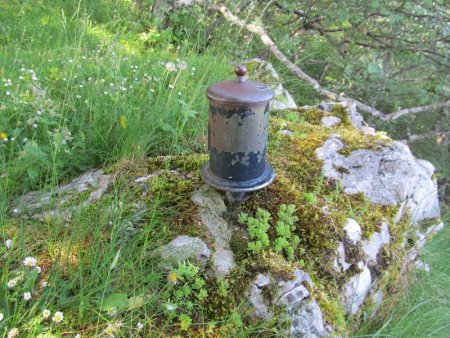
[7,278,18,289]
[5,239,12,249]
[0,313,4,322]
[164,303,177,311]
[19,76,24,80]
[41,281,48,287]
[31,74,38,81]
[104,323,116,337]
[137,322,144,330]
[7,328,19,338]
[23,256,37,267]
[33,123,38,128]
[37,110,42,115]
[76,95,81,99]
[177,61,187,70]
[165,62,177,72]
[106,307,117,317]
[52,311,64,323]
[168,84,174,89]
[42,309,51,318]
[6,91,11,96]
[24,291,32,301]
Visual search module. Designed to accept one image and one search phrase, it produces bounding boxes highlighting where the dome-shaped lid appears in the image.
[206,65,274,105]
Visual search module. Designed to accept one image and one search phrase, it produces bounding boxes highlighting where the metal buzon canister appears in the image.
[200,64,276,201]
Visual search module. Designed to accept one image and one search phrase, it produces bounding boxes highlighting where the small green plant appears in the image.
[162,261,208,326]
[238,208,271,254]
[274,204,300,261]
[238,204,301,261]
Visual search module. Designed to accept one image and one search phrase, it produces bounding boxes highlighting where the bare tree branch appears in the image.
[204,3,450,121]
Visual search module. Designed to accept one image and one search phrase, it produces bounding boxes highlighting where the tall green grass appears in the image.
[355,216,450,338]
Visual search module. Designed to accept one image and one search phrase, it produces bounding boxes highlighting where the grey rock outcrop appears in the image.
[150,235,210,268]
[321,116,341,128]
[191,185,235,276]
[247,269,327,337]
[315,135,440,225]
[362,222,390,264]
[11,169,111,220]
[343,218,362,245]
[341,262,372,315]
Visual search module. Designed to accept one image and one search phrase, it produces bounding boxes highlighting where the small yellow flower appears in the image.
[0,132,7,139]
[167,271,178,284]
[119,115,127,129]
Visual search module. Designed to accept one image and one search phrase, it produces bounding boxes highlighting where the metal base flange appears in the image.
[200,162,276,197]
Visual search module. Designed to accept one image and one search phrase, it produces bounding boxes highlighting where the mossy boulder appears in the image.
[9,103,442,337]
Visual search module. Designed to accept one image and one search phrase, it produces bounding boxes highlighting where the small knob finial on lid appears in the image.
[235,64,247,81]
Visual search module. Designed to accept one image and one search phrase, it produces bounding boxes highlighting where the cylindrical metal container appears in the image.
[200,65,276,197]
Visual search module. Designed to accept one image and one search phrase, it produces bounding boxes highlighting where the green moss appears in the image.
[296,107,324,125]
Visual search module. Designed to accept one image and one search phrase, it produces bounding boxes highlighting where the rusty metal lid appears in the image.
[206,65,275,105]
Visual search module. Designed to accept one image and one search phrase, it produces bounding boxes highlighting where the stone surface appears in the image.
[247,269,326,337]
[275,269,312,307]
[247,274,273,320]
[316,135,440,225]
[415,259,431,272]
[151,235,210,268]
[333,241,352,273]
[344,218,362,245]
[342,262,372,315]
[278,129,295,137]
[321,116,341,127]
[11,169,111,218]
[362,222,390,264]
[369,291,384,318]
[290,299,327,338]
[191,185,235,276]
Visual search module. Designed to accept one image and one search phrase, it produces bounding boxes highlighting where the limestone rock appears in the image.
[415,260,431,272]
[191,185,235,276]
[151,235,210,268]
[290,299,327,338]
[344,218,362,245]
[321,116,341,127]
[247,274,273,320]
[278,129,295,137]
[333,241,352,273]
[191,185,227,215]
[275,269,312,307]
[342,262,372,315]
[247,269,327,337]
[316,135,440,225]
[369,291,384,318]
[362,222,390,264]
[11,169,111,219]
